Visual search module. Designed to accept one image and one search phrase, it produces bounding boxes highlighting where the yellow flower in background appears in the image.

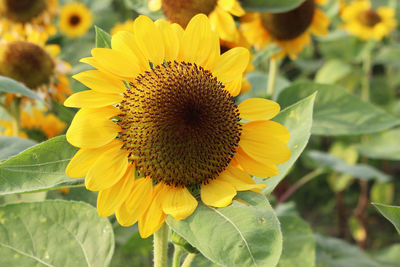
[64,14,291,238]
[241,0,330,59]
[341,0,396,41]
[0,120,27,138]
[59,2,93,38]
[20,108,66,139]
[110,20,135,35]
[0,0,58,39]
[148,0,245,42]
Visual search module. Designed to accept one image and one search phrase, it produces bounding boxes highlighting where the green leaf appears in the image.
[356,128,400,160]
[315,234,381,267]
[314,60,352,84]
[261,93,315,194]
[0,135,80,196]
[278,216,315,267]
[166,191,282,267]
[95,26,111,48]
[373,203,400,235]
[0,76,43,102]
[370,182,394,205]
[0,137,36,161]
[123,0,163,19]
[241,0,306,13]
[371,244,400,267]
[0,200,114,267]
[277,82,400,135]
[308,150,390,183]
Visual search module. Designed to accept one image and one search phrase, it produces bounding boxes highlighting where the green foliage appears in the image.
[261,93,315,194]
[167,191,282,267]
[0,76,43,102]
[370,182,394,205]
[277,82,400,135]
[356,128,400,160]
[373,203,400,235]
[0,200,114,266]
[0,137,35,161]
[0,136,80,196]
[95,26,111,48]
[241,0,306,12]
[314,60,352,84]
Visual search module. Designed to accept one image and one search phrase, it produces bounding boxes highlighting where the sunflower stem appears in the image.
[267,57,278,99]
[172,245,183,267]
[9,99,21,137]
[153,223,169,267]
[181,253,196,267]
[361,48,371,102]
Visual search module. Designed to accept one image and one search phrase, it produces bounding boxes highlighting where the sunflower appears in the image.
[148,0,245,42]
[64,14,290,238]
[241,0,330,59]
[0,120,27,138]
[59,2,92,38]
[0,0,58,39]
[110,20,135,35]
[20,108,66,140]
[341,0,396,41]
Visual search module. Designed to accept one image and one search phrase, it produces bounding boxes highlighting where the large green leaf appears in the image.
[241,0,306,12]
[373,203,400,235]
[0,135,80,196]
[166,191,282,267]
[95,26,111,48]
[0,200,114,266]
[0,76,43,102]
[315,235,380,267]
[278,216,315,267]
[0,137,36,161]
[356,128,400,160]
[261,93,315,194]
[307,150,390,183]
[371,244,400,267]
[314,60,352,84]
[277,82,400,135]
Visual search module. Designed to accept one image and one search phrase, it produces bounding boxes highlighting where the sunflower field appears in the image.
[1,0,400,266]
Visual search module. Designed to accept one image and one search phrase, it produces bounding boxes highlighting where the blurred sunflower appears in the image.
[0,0,58,39]
[148,0,245,42]
[20,108,66,140]
[241,0,330,59]
[341,0,396,41]
[110,20,134,35]
[0,120,27,138]
[64,14,291,238]
[0,33,71,104]
[59,2,92,38]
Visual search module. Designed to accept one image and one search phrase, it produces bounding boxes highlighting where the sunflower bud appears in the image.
[161,0,217,27]
[260,0,315,40]
[0,41,54,88]
[0,0,47,23]
[170,230,199,254]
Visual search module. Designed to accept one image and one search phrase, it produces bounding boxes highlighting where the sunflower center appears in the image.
[0,41,54,88]
[260,0,315,40]
[161,0,218,28]
[69,14,81,26]
[357,10,381,27]
[118,61,241,187]
[2,0,47,23]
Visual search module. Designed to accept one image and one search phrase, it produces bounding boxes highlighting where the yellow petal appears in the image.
[238,98,280,121]
[203,31,220,70]
[160,185,198,220]
[97,164,136,217]
[218,164,265,191]
[201,179,237,207]
[85,144,129,191]
[66,106,121,148]
[133,15,165,65]
[209,6,238,43]
[139,184,166,238]
[72,70,126,94]
[180,14,216,66]
[218,0,245,16]
[65,141,119,178]
[115,177,153,226]
[64,90,122,108]
[224,75,242,97]
[234,147,279,177]
[212,47,249,83]
[155,20,179,61]
[242,120,290,143]
[91,48,140,78]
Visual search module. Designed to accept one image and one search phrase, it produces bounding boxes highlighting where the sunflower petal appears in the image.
[209,6,238,42]
[64,90,122,108]
[91,48,140,78]
[238,98,280,121]
[234,147,279,177]
[212,47,249,83]
[155,20,180,61]
[242,120,290,143]
[160,186,198,220]
[201,179,237,207]
[139,184,166,238]
[72,70,126,94]
[218,165,265,191]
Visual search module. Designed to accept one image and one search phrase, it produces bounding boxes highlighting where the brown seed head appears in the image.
[357,10,381,27]
[0,0,47,23]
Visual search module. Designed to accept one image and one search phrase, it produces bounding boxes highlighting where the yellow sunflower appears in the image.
[341,0,396,41]
[59,2,92,38]
[110,20,135,35]
[241,0,330,59]
[64,14,291,238]
[0,0,58,39]
[0,120,27,138]
[148,0,245,42]
[20,108,66,139]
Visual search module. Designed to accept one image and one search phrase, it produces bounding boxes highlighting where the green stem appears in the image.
[361,49,371,102]
[9,99,21,137]
[278,169,325,203]
[172,245,183,267]
[267,57,278,98]
[153,223,169,267]
[181,253,196,267]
